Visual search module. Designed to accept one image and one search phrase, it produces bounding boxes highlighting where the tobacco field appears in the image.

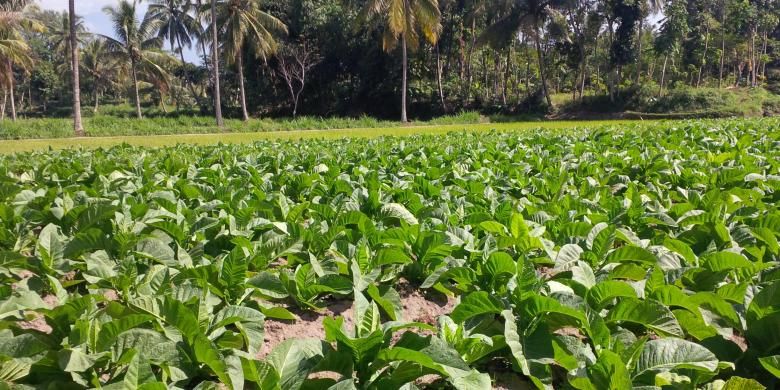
[1,119,780,389]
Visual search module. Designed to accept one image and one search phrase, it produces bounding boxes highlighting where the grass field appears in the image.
[0,118,657,154]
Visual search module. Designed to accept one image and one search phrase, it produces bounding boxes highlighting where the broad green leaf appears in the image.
[605,246,657,265]
[588,350,632,389]
[267,338,324,390]
[701,251,753,272]
[450,291,503,323]
[758,355,780,378]
[380,203,418,225]
[606,298,684,337]
[721,377,766,390]
[634,338,718,377]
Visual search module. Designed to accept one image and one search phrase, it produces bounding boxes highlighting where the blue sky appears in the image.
[37,0,202,63]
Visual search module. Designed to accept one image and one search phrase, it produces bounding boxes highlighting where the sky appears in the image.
[36,0,202,63]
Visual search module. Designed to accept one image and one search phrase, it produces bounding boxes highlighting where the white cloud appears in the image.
[36,1,147,16]
[35,0,199,63]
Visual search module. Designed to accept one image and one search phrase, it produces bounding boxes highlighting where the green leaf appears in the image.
[701,251,754,272]
[133,297,231,387]
[210,305,265,355]
[0,333,49,358]
[267,338,324,390]
[587,223,616,261]
[366,285,403,321]
[588,350,632,389]
[479,220,507,235]
[605,246,657,265]
[57,348,95,372]
[634,338,718,377]
[721,377,766,390]
[450,291,503,323]
[586,281,637,309]
[97,314,156,351]
[758,355,780,378]
[135,238,177,267]
[220,247,249,302]
[259,306,297,321]
[248,272,289,299]
[606,298,684,337]
[502,310,529,375]
[380,203,418,225]
[36,224,64,271]
[0,358,31,383]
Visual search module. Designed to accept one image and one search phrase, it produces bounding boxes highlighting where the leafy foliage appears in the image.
[0,119,779,388]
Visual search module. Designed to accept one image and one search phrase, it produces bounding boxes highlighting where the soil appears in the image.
[17,313,52,334]
[257,281,456,358]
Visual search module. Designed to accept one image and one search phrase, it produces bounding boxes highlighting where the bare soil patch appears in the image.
[258,282,456,358]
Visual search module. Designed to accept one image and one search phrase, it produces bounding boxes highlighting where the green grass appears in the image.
[0,111,487,139]
[0,118,658,154]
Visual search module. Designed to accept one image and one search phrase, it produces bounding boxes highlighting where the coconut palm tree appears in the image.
[81,38,119,113]
[210,0,286,121]
[480,0,568,109]
[48,10,87,70]
[69,0,84,135]
[0,0,41,121]
[209,0,223,127]
[102,0,169,119]
[146,0,205,106]
[359,0,441,123]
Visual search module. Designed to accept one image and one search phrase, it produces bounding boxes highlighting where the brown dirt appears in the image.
[17,313,52,334]
[730,332,748,352]
[257,282,456,359]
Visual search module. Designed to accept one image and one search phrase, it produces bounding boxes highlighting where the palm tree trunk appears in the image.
[7,59,16,121]
[401,31,409,123]
[635,20,643,85]
[211,0,224,128]
[761,31,768,80]
[750,29,756,86]
[718,11,725,88]
[94,87,99,113]
[237,50,249,121]
[435,43,447,113]
[70,0,85,136]
[523,35,531,104]
[463,19,476,105]
[580,51,588,100]
[503,44,512,106]
[659,54,668,97]
[177,35,206,109]
[130,58,143,119]
[1,88,6,120]
[534,24,553,109]
[696,23,710,88]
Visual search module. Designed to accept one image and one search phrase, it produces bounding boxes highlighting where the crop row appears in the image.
[1,119,779,389]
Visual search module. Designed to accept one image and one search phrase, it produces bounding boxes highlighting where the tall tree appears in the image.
[212,0,287,121]
[69,0,84,135]
[147,0,205,106]
[480,0,566,109]
[359,0,442,122]
[0,0,41,121]
[81,38,117,113]
[48,10,87,69]
[654,0,689,95]
[103,0,168,119]
[210,0,223,127]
